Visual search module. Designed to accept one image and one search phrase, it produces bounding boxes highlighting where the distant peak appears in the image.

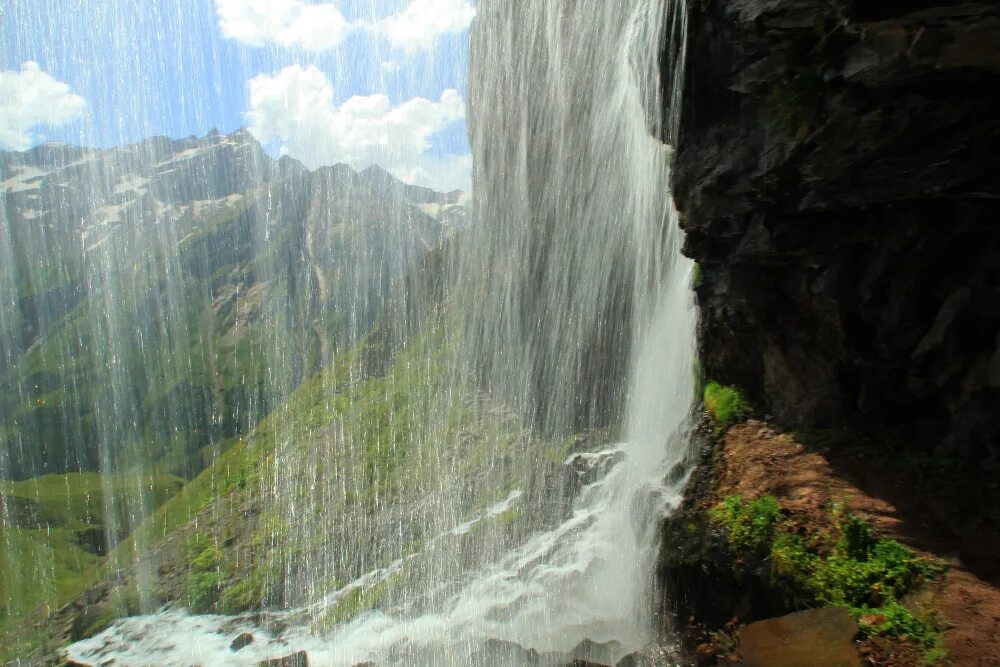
[360,164,395,180]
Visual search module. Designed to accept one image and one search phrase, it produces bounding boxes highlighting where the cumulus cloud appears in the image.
[0,62,86,151]
[246,64,470,190]
[216,0,474,51]
[215,0,351,50]
[375,0,476,52]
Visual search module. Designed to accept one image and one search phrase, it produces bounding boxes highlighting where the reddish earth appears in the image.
[713,420,1000,667]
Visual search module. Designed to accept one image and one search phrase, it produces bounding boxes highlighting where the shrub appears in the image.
[710,495,781,553]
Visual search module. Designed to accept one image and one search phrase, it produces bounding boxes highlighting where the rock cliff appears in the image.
[672,0,1000,461]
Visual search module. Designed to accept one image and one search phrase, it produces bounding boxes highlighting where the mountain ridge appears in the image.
[1,128,467,481]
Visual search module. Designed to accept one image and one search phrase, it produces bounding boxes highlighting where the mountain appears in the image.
[0,129,465,481]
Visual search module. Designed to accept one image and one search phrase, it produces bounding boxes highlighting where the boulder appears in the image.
[738,607,860,667]
[568,638,620,664]
[230,632,255,651]
[260,651,309,667]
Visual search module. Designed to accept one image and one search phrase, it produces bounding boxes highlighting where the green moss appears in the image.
[703,381,751,433]
[183,534,231,612]
[220,569,268,613]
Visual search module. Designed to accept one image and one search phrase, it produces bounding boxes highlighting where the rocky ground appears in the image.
[660,414,1000,666]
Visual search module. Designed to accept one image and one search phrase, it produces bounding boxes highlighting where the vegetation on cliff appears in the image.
[711,496,946,653]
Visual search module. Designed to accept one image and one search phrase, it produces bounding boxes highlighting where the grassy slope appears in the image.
[0,472,184,634]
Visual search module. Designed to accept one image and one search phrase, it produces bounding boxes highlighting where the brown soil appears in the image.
[713,420,1000,667]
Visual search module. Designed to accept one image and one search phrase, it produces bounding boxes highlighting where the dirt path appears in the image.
[714,421,1000,666]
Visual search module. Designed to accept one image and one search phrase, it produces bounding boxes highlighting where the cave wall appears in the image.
[672,0,1000,461]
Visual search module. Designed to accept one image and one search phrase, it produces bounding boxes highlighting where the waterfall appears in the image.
[5,1,696,664]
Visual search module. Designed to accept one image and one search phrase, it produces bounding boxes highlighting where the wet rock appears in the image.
[569,638,620,664]
[674,0,1000,464]
[565,661,611,667]
[565,450,625,485]
[473,638,541,664]
[694,642,716,666]
[230,632,255,651]
[738,607,860,667]
[260,651,309,667]
[615,644,680,666]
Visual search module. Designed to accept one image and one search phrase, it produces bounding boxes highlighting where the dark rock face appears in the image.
[672,0,1000,461]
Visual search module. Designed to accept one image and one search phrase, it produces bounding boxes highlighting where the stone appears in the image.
[569,638,620,664]
[694,642,717,666]
[230,632,255,651]
[615,644,680,666]
[260,651,309,667]
[616,653,642,667]
[738,607,860,667]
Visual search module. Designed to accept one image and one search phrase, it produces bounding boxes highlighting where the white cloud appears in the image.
[246,64,470,190]
[393,152,472,192]
[0,62,86,151]
[375,0,476,52]
[216,0,474,52]
[216,0,351,50]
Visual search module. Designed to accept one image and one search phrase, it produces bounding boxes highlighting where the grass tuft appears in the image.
[703,382,751,433]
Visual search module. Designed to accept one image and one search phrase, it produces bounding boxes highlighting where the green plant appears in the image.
[764,511,945,647]
[714,495,947,660]
[839,513,875,561]
[703,382,751,433]
[711,495,781,554]
[852,601,938,646]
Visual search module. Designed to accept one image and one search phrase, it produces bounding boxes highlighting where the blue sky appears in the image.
[0,0,473,190]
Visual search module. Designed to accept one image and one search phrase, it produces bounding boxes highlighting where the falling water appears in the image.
[4,0,694,664]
